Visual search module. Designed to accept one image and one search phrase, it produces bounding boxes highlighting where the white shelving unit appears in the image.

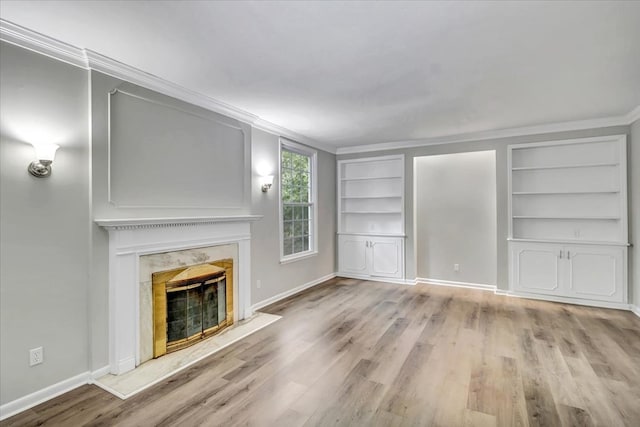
[338,155,405,280]
[508,135,629,307]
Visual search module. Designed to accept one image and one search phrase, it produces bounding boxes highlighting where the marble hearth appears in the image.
[96,216,261,375]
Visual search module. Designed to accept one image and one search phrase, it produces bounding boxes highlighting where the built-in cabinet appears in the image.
[338,155,405,280]
[508,135,628,306]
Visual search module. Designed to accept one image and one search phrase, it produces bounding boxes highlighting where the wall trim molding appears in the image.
[336,273,415,286]
[415,277,497,291]
[251,273,337,311]
[0,19,336,154]
[505,290,632,312]
[630,304,640,318]
[0,371,90,421]
[336,108,640,155]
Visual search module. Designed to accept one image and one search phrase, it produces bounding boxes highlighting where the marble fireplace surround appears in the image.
[96,216,261,375]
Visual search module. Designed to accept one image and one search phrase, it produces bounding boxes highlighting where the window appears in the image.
[280,139,317,262]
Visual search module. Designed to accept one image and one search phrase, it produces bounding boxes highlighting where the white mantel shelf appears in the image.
[95,215,262,230]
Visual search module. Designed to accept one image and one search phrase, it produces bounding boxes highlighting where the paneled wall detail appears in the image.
[108,88,248,209]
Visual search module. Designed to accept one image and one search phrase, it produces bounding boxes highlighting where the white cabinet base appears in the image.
[338,234,405,280]
[509,241,627,305]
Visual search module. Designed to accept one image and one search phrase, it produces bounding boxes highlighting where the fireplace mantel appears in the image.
[96,215,261,375]
[95,215,262,230]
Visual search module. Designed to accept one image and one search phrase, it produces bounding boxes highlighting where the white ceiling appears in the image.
[1,1,639,148]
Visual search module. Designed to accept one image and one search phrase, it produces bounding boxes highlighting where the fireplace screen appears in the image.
[153,260,233,358]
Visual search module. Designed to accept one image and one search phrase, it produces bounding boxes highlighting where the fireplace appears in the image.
[95,216,260,375]
[152,260,233,357]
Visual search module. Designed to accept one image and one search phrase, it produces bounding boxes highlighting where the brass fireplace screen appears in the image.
[152,259,233,358]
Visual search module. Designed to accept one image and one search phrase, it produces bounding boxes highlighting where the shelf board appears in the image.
[512,190,619,195]
[511,162,619,171]
[341,211,402,214]
[341,195,402,199]
[508,238,629,246]
[341,176,402,181]
[338,232,406,237]
[513,216,620,220]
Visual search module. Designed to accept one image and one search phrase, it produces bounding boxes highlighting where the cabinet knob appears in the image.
[567,251,570,259]
[559,250,563,259]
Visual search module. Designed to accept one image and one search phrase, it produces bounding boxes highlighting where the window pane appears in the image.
[303,236,309,251]
[284,238,293,256]
[283,205,294,221]
[294,237,304,253]
[284,221,294,238]
[294,221,303,237]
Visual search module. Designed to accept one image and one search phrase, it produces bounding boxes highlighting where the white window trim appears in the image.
[279,138,318,263]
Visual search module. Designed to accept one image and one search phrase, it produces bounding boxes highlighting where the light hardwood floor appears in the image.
[3,277,639,426]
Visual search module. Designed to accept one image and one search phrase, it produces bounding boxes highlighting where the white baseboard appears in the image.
[0,371,89,421]
[89,365,111,382]
[504,290,632,311]
[0,365,112,422]
[416,277,496,291]
[336,273,415,286]
[251,272,337,311]
[628,304,640,317]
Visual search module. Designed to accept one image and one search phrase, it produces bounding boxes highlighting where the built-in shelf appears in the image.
[341,195,402,199]
[338,154,405,236]
[508,238,630,247]
[340,176,402,182]
[508,135,628,306]
[341,211,402,214]
[511,162,619,171]
[512,190,619,195]
[509,135,627,244]
[513,216,620,220]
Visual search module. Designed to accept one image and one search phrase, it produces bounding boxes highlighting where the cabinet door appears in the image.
[566,245,625,303]
[510,243,563,295]
[338,235,368,275]
[370,237,403,278]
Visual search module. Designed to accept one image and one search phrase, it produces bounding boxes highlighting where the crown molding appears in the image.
[336,109,639,155]
[626,105,640,124]
[0,19,336,154]
[0,19,88,68]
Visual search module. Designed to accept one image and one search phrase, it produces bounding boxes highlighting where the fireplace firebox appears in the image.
[152,259,233,357]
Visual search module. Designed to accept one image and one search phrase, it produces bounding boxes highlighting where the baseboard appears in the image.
[0,371,90,421]
[415,277,496,291]
[628,304,640,317]
[337,273,415,286]
[506,290,632,311]
[251,272,337,311]
[89,365,111,382]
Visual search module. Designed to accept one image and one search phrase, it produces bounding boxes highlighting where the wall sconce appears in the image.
[260,175,274,192]
[28,143,59,178]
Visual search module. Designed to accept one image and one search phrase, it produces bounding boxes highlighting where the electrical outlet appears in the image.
[453,264,460,272]
[29,347,43,366]
[256,279,262,289]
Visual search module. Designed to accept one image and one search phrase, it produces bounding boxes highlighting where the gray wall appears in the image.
[250,128,336,304]
[0,42,90,404]
[338,125,631,290]
[630,119,640,307]
[414,151,497,285]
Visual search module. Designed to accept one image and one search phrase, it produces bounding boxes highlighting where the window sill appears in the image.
[280,251,318,265]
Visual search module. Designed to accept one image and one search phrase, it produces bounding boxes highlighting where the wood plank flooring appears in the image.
[3,277,639,426]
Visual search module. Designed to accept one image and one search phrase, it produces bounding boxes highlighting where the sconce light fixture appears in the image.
[260,175,274,192]
[28,143,59,178]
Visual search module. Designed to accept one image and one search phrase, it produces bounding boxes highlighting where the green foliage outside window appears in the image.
[281,149,312,256]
